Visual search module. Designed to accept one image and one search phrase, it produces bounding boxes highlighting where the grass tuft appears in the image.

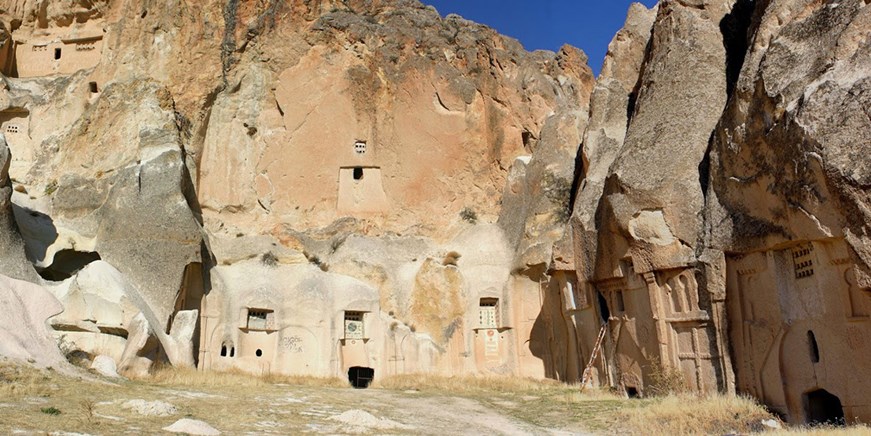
[618,393,774,435]
[40,407,61,416]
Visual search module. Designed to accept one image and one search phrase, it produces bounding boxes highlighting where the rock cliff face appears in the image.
[564,0,871,426]
[0,0,868,426]
[707,0,871,424]
[0,0,592,380]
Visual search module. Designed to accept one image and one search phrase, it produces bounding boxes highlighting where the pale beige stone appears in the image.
[0,274,65,367]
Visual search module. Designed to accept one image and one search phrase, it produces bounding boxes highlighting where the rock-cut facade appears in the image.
[0,0,868,427]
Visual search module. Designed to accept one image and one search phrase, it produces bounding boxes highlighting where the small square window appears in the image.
[246,308,274,330]
[345,311,365,339]
[792,243,814,279]
[479,298,499,328]
[354,140,367,154]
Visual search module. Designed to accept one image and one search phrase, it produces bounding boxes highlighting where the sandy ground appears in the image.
[0,365,599,435]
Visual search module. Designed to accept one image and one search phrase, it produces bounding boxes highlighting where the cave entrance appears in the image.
[37,249,101,281]
[804,389,845,426]
[348,366,374,389]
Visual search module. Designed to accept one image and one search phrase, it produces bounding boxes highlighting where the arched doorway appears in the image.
[348,366,374,389]
[804,389,845,426]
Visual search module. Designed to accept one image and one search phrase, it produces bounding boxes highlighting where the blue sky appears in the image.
[421,1,659,76]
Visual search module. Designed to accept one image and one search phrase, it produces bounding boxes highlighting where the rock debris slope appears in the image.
[0,0,868,426]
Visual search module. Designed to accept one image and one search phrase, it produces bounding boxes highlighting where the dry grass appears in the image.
[0,362,55,399]
[772,425,871,435]
[618,393,775,435]
[141,365,348,388]
[2,361,870,435]
[372,373,569,394]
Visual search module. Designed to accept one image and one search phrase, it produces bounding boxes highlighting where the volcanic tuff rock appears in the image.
[571,3,657,281]
[595,0,734,277]
[0,0,593,378]
[0,136,36,282]
[704,0,871,423]
[0,0,869,426]
[564,0,871,424]
[708,0,871,273]
[0,274,66,368]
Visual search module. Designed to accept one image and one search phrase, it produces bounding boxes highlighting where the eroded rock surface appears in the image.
[563,0,871,426]
[707,0,871,424]
[0,0,868,427]
[0,274,65,367]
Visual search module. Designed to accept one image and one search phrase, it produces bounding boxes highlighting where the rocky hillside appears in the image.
[0,0,868,427]
[0,0,592,380]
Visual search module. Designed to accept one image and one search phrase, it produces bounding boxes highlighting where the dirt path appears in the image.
[315,389,582,435]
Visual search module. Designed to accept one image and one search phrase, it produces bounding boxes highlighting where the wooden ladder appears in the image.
[580,323,608,391]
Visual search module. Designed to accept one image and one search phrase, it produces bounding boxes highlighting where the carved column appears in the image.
[644,271,670,367]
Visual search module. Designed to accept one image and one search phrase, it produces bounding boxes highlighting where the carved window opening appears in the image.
[354,140,367,154]
[344,311,365,339]
[220,341,234,358]
[808,330,820,363]
[614,291,625,313]
[479,298,499,328]
[246,308,274,331]
[89,82,98,93]
[255,349,263,358]
[352,167,364,180]
[793,243,814,279]
[565,275,588,310]
[564,280,577,310]
[597,291,610,323]
[54,48,62,60]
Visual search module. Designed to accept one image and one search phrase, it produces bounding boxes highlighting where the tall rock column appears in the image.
[584,0,737,394]
[567,2,657,388]
[0,135,38,282]
[707,0,871,424]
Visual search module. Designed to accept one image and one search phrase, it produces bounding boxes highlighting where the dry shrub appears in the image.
[142,366,267,387]
[262,372,348,388]
[646,360,689,397]
[619,393,774,435]
[372,373,568,394]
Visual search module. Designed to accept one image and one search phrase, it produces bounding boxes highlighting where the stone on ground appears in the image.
[122,399,178,416]
[162,418,220,435]
[89,355,120,378]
